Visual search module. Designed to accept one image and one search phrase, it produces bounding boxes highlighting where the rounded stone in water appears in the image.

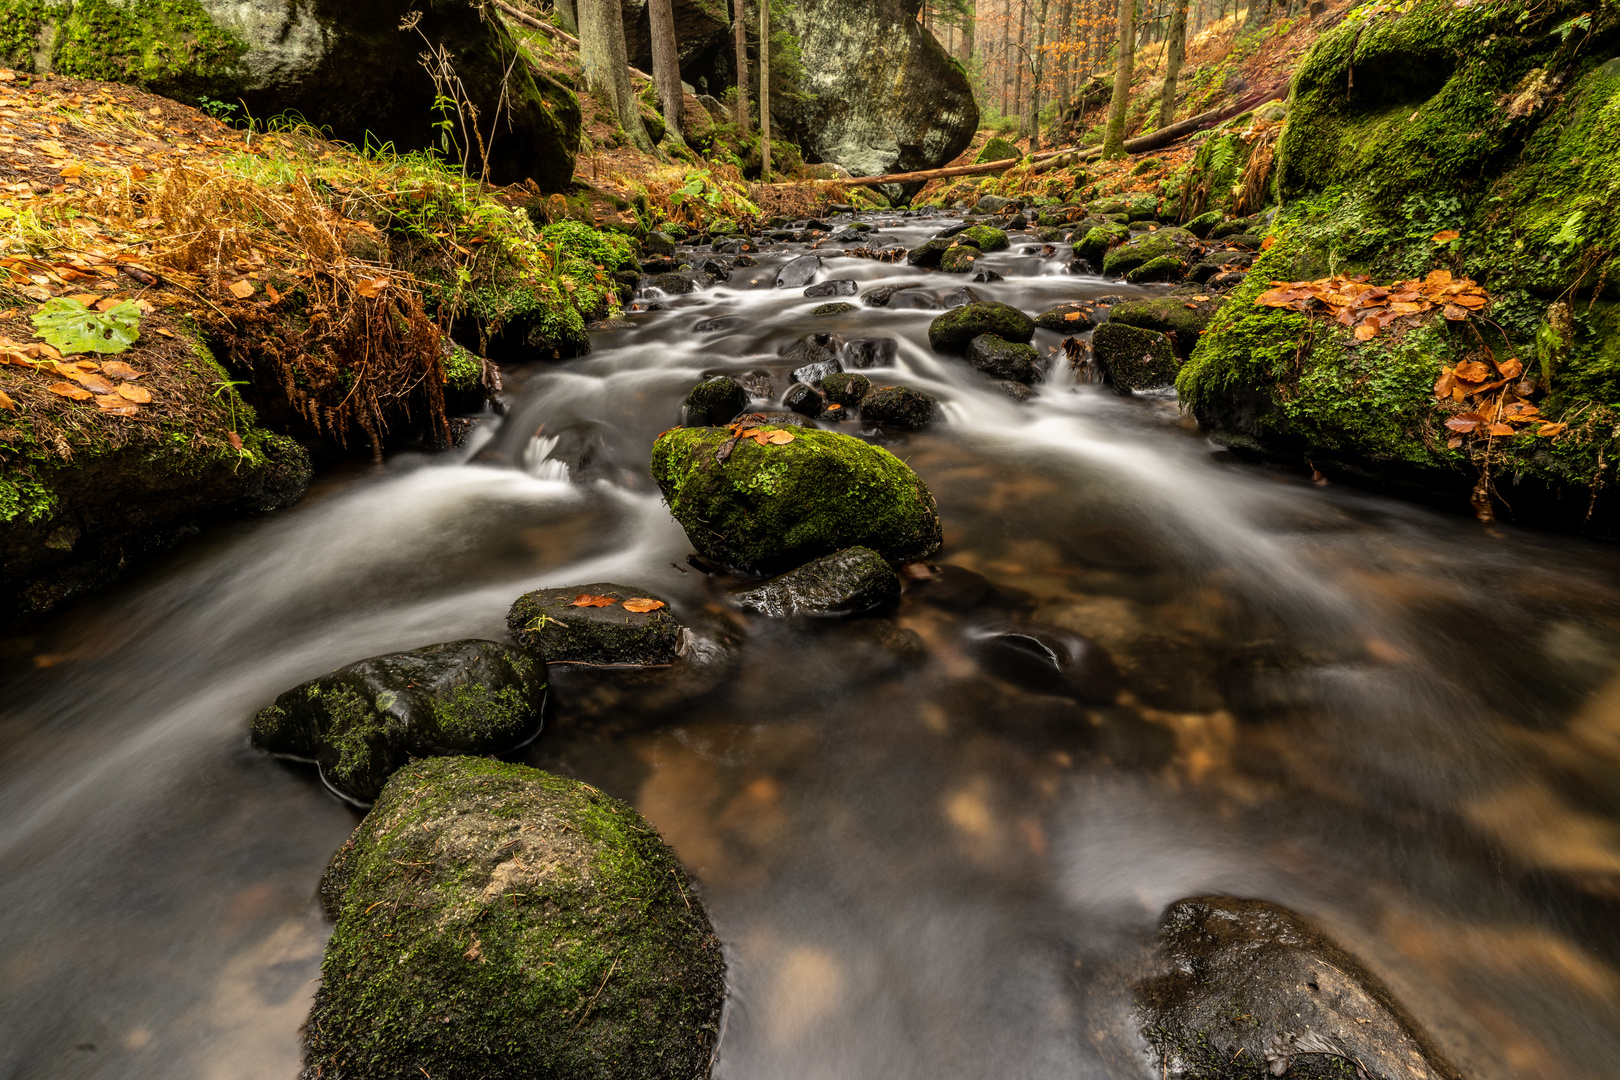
[1092,322,1180,393]
[249,639,546,805]
[683,375,748,427]
[306,756,725,1080]
[928,301,1036,352]
[860,385,938,430]
[729,546,901,617]
[507,583,682,667]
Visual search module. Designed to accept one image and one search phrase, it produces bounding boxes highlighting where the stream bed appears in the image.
[2,215,1619,1080]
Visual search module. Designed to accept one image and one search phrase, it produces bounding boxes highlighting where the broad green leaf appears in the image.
[31,298,142,356]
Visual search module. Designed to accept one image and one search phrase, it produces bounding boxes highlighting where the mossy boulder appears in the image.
[966,335,1041,384]
[683,376,749,427]
[812,301,858,316]
[1101,228,1200,278]
[508,583,683,666]
[728,546,901,617]
[1110,294,1226,358]
[940,244,983,273]
[250,640,546,805]
[821,372,872,405]
[1073,222,1130,268]
[306,756,724,1080]
[1126,194,1160,222]
[859,385,938,430]
[956,225,1011,251]
[1184,210,1224,238]
[1125,255,1190,283]
[975,137,1023,164]
[927,301,1036,352]
[651,426,943,572]
[1036,302,1100,332]
[1094,323,1180,393]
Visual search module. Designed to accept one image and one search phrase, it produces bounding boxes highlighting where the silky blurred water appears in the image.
[2,217,1619,1080]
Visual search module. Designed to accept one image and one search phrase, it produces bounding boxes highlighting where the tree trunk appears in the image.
[1028,0,1049,151]
[1101,0,1135,157]
[649,0,684,144]
[963,0,975,61]
[1245,0,1269,30]
[554,0,579,35]
[1158,0,1187,128]
[733,0,751,132]
[759,0,772,177]
[579,0,653,152]
[1013,0,1028,129]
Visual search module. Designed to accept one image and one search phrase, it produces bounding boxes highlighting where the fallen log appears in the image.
[493,0,580,47]
[830,84,1287,188]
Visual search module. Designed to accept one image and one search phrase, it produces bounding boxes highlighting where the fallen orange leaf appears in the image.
[47,381,92,400]
[765,430,796,444]
[101,360,142,379]
[1432,229,1460,243]
[621,598,666,613]
[116,383,151,403]
[1354,322,1378,341]
[568,594,618,608]
[227,279,255,299]
[0,388,14,411]
[94,394,139,415]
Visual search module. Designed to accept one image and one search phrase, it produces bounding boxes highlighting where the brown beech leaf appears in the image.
[1427,269,1453,286]
[226,279,255,299]
[1451,294,1487,309]
[116,383,151,403]
[1488,422,1516,437]
[0,388,14,412]
[94,394,139,415]
[47,381,93,400]
[66,371,116,394]
[766,430,796,444]
[1432,229,1460,243]
[1496,357,1524,379]
[621,598,667,613]
[1454,360,1492,382]
[568,594,618,608]
[1538,422,1567,438]
[227,431,244,450]
[1444,417,1479,433]
[1447,436,1464,449]
[101,360,142,379]
[1434,371,1456,399]
[1261,235,1276,249]
[1442,303,1471,321]
[355,277,389,299]
[1354,322,1378,341]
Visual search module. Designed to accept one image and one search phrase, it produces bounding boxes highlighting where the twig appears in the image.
[573,957,619,1030]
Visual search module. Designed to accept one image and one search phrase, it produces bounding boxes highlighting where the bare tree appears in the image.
[1101,0,1135,157]
[649,0,685,144]
[553,0,579,34]
[1158,0,1187,128]
[579,0,653,151]
[1026,0,1049,151]
[759,0,772,176]
[733,0,751,133]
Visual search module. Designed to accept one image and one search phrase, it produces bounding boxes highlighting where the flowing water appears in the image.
[3,216,1620,1080]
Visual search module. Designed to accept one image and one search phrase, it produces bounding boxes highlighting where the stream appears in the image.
[2,214,1619,1080]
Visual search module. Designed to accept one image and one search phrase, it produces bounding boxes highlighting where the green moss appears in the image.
[307,757,724,1080]
[0,0,48,72]
[1102,228,1198,277]
[975,137,1022,164]
[650,425,943,572]
[443,344,483,392]
[46,0,248,95]
[431,679,541,741]
[957,224,1010,251]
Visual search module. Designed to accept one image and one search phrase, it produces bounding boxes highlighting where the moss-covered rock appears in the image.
[928,301,1036,352]
[975,137,1022,164]
[1184,210,1225,238]
[940,244,983,273]
[821,372,872,405]
[1124,255,1189,283]
[859,385,938,430]
[812,301,858,316]
[1073,222,1130,268]
[306,756,724,1080]
[728,546,901,617]
[906,236,955,267]
[1035,302,1100,332]
[956,225,1011,251]
[1110,294,1226,357]
[1101,228,1200,278]
[966,335,1041,384]
[683,376,749,427]
[507,583,683,666]
[1094,323,1180,393]
[250,640,545,805]
[651,426,942,572]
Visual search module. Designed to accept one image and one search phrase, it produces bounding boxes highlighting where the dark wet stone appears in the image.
[928,301,1036,352]
[938,286,985,309]
[966,621,1122,704]
[975,194,1019,212]
[1102,227,1200,278]
[683,376,749,427]
[820,372,872,405]
[906,236,956,267]
[791,355,843,386]
[642,231,677,256]
[507,582,683,667]
[1035,302,1099,332]
[843,337,899,369]
[860,385,938,430]
[914,564,995,610]
[645,272,700,294]
[693,315,744,333]
[775,254,822,288]
[306,757,724,1080]
[812,301,858,316]
[996,380,1036,401]
[971,268,1005,283]
[1138,897,1465,1080]
[1092,322,1180,393]
[716,237,759,255]
[1067,256,1097,275]
[729,546,901,618]
[1208,269,1249,290]
[250,640,545,805]
[886,290,945,311]
[966,334,1041,383]
[805,278,859,297]
[784,382,826,415]
[940,244,983,273]
[862,282,923,307]
[782,333,843,373]
[1110,293,1226,358]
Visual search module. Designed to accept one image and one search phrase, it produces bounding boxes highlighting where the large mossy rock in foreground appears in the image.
[508,583,684,666]
[307,757,725,1080]
[1179,0,1620,525]
[652,426,943,572]
[779,0,978,179]
[1137,896,1462,1080]
[251,640,545,805]
[0,0,581,190]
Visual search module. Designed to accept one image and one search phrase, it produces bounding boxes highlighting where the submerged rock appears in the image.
[805,278,859,297]
[1137,896,1464,1080]
[843,337,899,369]
[250,640,545,805]
[966,335,1041,383]
[861,282,923,307]
[507,583,682,666]
[906,236,956,268]
[775,254,822,288]
[651,426,943,572]
[1092,322,1179,393]
[729,546,901,617]
[812,301,858,316]
[683,375,748,426]
[306,756,724,1080]
[859,385,938,429]
[820,372,872,405]
[928,302,1036,352]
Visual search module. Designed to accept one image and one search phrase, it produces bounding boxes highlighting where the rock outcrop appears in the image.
[779,0,978,181]
[0,0,581,189]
